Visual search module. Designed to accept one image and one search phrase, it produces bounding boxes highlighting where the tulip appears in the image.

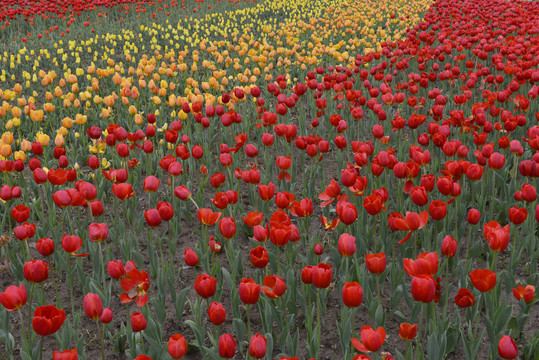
[428,200,447,220]
[0,284,27,311]
[250,246,269,268]
[365,253,386,274]
[32,305,66,336]
[441,235,457,257]
[219,334,236,358]
[53,349,78,360]
[338,233,356,257]
[107,260,125,279]
[219,217,236,239]
[483,221,510,252]
[62,235,88,257]
[208,302,226,326]
[249,334,267,359]
[194,274,217,299]
[312,263,332,288]
[157,202,174,221]
[143,175,160,192]
[351,326,386,353]
[512,285,535,303]
[467,208,481,225]
[454,288,475,307]
[411,275,436,303]
[469,269,496,292]
[197,208,222,225]
[23,260,49,283]
[403,252,439,277]
[100,308,113,324]
[88,223,108,242]
[120,269,150,307]
[130,312,147,332]
[184,248,198,267]
[11,204,30,223]
[83,293,103,320]
[498,335,518,360]
[239,278,260,304]
[399,323,417,341]
[261,275,286,299]
[342,282,363,308]
[168,334,188,359]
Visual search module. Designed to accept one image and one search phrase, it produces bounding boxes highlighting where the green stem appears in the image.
[96,320,105,360]
[26,283,35,340]
[38,336,43,360]
[416,303,424,360]
[18,310,28,353]
[317,289,321,358]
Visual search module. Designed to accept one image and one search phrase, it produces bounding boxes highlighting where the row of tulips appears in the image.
[0,0,538,359]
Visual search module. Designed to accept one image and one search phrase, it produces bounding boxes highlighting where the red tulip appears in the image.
[219,217,236,239]
[428,200,447,220]
[32,305,66,336]
[512,285,535,303]
[62,235,88,257]
[521,183,536,202]
[243,211,263,227]
[194,273,217,299]
[336,201,358,225]
[301,265,314,284]
[168,334,188,359]
[112,183,134,200]
[470,269,496,292]
[410,186,428,206]
[83,293,103,320]
[0,284,27,311]
[441,235,457,257]
[53,349,78,360]
[144,209,162,227]
[157,202,174,221]
[399,323,417,341]
[120,269,150,307]
[483,221,510,252]
[219,334,236,358]
[363,193,385,215]
[312,263,332,288]
[351,326,386,353]
[508,207,527,225]
[239,278,260,304]
[100,308,113,324]
[488,153,505,170]
[338,233,356,257]
[403,252,439,277]
[174,185,191,200]
[249,334,267,359]
[23,260,49,283]
[208,302,226,326]
[261,275,286,299]
[250,246,269,268]
[143,175,160,192]
[411,275,436,303]
[342,282,363,308]
[88,223,108,242]
[107,260,125,279]
[90,200,104,217]
[130,312,147,332]
[197,208,222,225]
[11,204,30,223]
[498,335,518,360]
[467,208,481,225]
[14,222,36,241]
[454,288,475,307]
[258,182,275,201]
[184,248,198,267]
[391,211,429,243]
[291,199,313,217]
[365,253,386,274]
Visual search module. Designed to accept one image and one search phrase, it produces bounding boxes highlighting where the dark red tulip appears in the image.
[399,323,418,341]
[351,326,386,353]
[130,312,146,332]
[184,248,198,267]
[208,302,226,326]
[239,278,260,304]
[11,204,30,223]
[250,246,268,268]
[219,334,236,358]
[83,293,103,320]
[23,260,49,283]
[312,263,332,288]
[168,334,188,359]
[498,335,518,360]
[249,334,267,359]
[454,288,475,307]
[157,202,174,221]
[0,284,27,311]
[32,305,66,336]
[365,253,386,274]
[194,274,217,299]
[441,235,457,257]
[342,282,363,308]
[508,207,527,225]
[428,200,447,220]
[470,269,496,292]
[107,260,125,279]
[411,275,436,303]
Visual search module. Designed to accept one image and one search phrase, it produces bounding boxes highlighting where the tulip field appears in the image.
[1,0,539,358]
